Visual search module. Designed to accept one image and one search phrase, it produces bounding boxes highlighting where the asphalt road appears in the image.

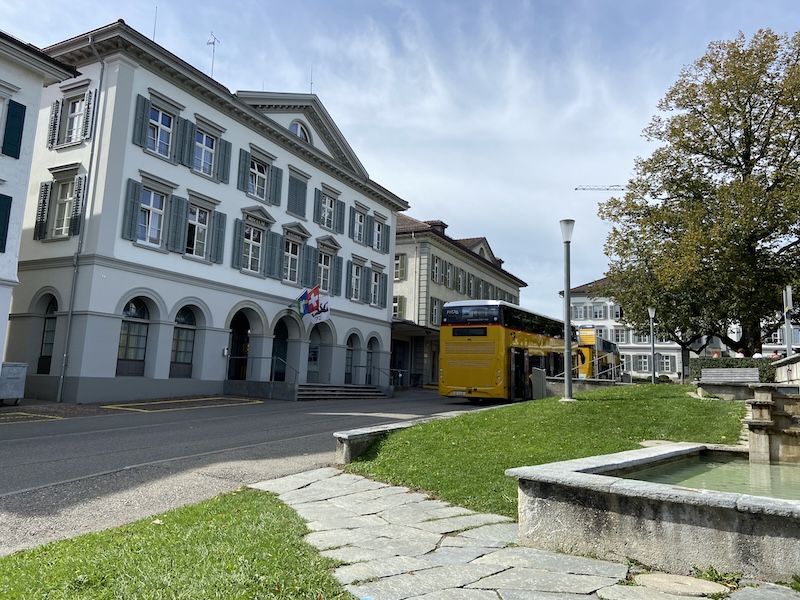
[0,389,484,556]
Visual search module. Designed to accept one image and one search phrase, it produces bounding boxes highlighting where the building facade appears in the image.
[569,279,687,380]
[391,214,526,386]
[0,31,76,375]
[6,21,407,403]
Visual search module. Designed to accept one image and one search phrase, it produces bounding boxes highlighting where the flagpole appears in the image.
[207,32,219,78]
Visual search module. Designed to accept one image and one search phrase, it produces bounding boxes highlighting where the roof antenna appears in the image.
[310,67,313,94]
[207,32,220,77]
[152,6,158,41]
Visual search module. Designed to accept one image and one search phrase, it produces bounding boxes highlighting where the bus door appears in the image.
[510,347,527,400]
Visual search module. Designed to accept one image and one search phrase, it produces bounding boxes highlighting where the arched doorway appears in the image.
[272,320,288,381]
[307,322,334,383]
[228,310,249,380]
[116,297,149,376]
[345,333,360,384]
[366,337,380,385]
[170,306,196,378]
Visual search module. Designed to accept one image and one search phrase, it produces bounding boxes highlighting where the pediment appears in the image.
[282,221,312,239]
[236,91,368,179]
[316,234,341,252]
[241,205,275,227]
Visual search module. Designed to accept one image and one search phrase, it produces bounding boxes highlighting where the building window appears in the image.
[768,330,784,344]
[284,239,301,283]
[656,333,671,344]
[394,254,407,280]
[659,354,676,373]
[147,105,173,158]
[612,305,623,319]
[138,187,166,246]
[431,256,440,283]
[193,129,216,176]
[249,157,269,200]
[320,194,336,230]
[467,274,475,298]
[289,120,311,143]
[186,205,209,257]
[47,89,93,148]
[430,297,442,326]
[371,271,381,306]
[117,297,149,376]
[457,269,465,293]
[613,328,628,344]
[353,210,365,243]
[621,354,632,372]
[52,180,76,237]
[34,173,85,241]
[445,263,453,288]
[319,252,332,292]
[595,327,606,339]
[393,296,406,319]
[170,306,196,378]
[635,354,650,372]
[373,220,384,251]
[633,333,649,344]
[592,304,608,319]
[350,263,362,299]
[242,224,263,273]
[572,305,586,320]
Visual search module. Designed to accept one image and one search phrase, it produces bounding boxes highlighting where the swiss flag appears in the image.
[307,285,320,314]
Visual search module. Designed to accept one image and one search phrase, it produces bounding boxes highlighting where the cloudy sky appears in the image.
[3,0,799,318]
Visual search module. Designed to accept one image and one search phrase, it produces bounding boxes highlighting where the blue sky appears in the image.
[3,0,799,318]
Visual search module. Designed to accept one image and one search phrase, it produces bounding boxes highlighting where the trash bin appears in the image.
[0,362,27,406]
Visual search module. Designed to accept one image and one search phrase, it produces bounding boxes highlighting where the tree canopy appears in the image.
[598,29,800,354]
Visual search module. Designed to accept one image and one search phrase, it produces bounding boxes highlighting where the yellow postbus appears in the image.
[438,300,576,402]
[576,325,622,380]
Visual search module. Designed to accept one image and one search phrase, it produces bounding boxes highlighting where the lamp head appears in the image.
[647,306,656,319]
[560,219,575,242]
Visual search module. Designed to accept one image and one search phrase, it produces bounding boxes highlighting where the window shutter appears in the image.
[237,149,250,192]
[345,261,353,299]
[397,296,406,319]
[334,200,345,233]
[122,179,141,241]
[430,255,437,282]
[0,194,11,252]
[287,176,307,217]
[132,95,149,148]
[210,211,226,264]
[1,100,25,158]
[379,273,388,308]
[365,215,374,247]
[332,255,343,296]
[81,90,94,140]
[68,175,86,236]
[382,224,391,253]
[313,188,322,224]
[397,254,407,279]
[301,244,318,287]
[34,182,51,240]
[232,218,244,269]
[268,166,282,206]
[215,138,231,183]
[361,267,372,303]
[47,100,61,149]
[265,231,283,279]
[178,118,196,166]
[166,195,188,252]
[348,206,355,239]
[603,305,608,319]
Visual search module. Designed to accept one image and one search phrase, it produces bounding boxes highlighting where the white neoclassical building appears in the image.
[0,31,75,379]
[5,21,407,403]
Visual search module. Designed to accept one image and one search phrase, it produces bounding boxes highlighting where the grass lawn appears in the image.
[0,384,746,598]
[345,384,746,517]
[0,489,353,600]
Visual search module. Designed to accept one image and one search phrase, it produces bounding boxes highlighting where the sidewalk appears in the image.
[251,467,800,600]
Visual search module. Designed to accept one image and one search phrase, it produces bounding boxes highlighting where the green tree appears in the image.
[598,29,800,355]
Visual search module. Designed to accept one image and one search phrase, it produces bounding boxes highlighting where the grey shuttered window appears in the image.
[178,118,196,167]
[231,218,244,269]
[47,99,61,149]
[264,231,284,279]
[166,195,189,252]
[301,244,319,287]
[122,179,141,240]
[236,149,250,192]
[331,256,343,296]
[361,266,372,304]
[364,215,374,248]
[68,175,85,236]
[214,139,232,184]
[287,175,307,217]
[132,95,149,147]
[210,211,226,264]
[0,194,11,252]
[379,273,388,308]
[268,166,282,206]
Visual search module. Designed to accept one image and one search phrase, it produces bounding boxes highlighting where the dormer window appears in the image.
[289,120,311,143]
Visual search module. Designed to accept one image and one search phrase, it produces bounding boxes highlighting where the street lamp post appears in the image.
[648,306,656,384]
[560,219,575,402]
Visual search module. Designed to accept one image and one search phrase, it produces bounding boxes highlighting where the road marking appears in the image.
[101,397,262,412]
[0,412,64,424]
[310,412,423,420]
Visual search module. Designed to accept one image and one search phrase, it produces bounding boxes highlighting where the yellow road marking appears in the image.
[0,412,64,424]
[101,397,262,412]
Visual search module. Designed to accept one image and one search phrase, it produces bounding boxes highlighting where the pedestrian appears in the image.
[735,348,745,358]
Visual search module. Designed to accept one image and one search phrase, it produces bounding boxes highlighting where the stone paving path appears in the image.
[250,467,800,600]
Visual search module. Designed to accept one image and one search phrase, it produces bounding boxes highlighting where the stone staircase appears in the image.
[296,383,388,401]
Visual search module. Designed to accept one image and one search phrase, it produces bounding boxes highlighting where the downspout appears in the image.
[56,35,105,402]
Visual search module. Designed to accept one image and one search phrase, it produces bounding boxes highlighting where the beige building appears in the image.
[391,214,526,386]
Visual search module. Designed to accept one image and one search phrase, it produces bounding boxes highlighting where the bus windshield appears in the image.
[441,305,500,325]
